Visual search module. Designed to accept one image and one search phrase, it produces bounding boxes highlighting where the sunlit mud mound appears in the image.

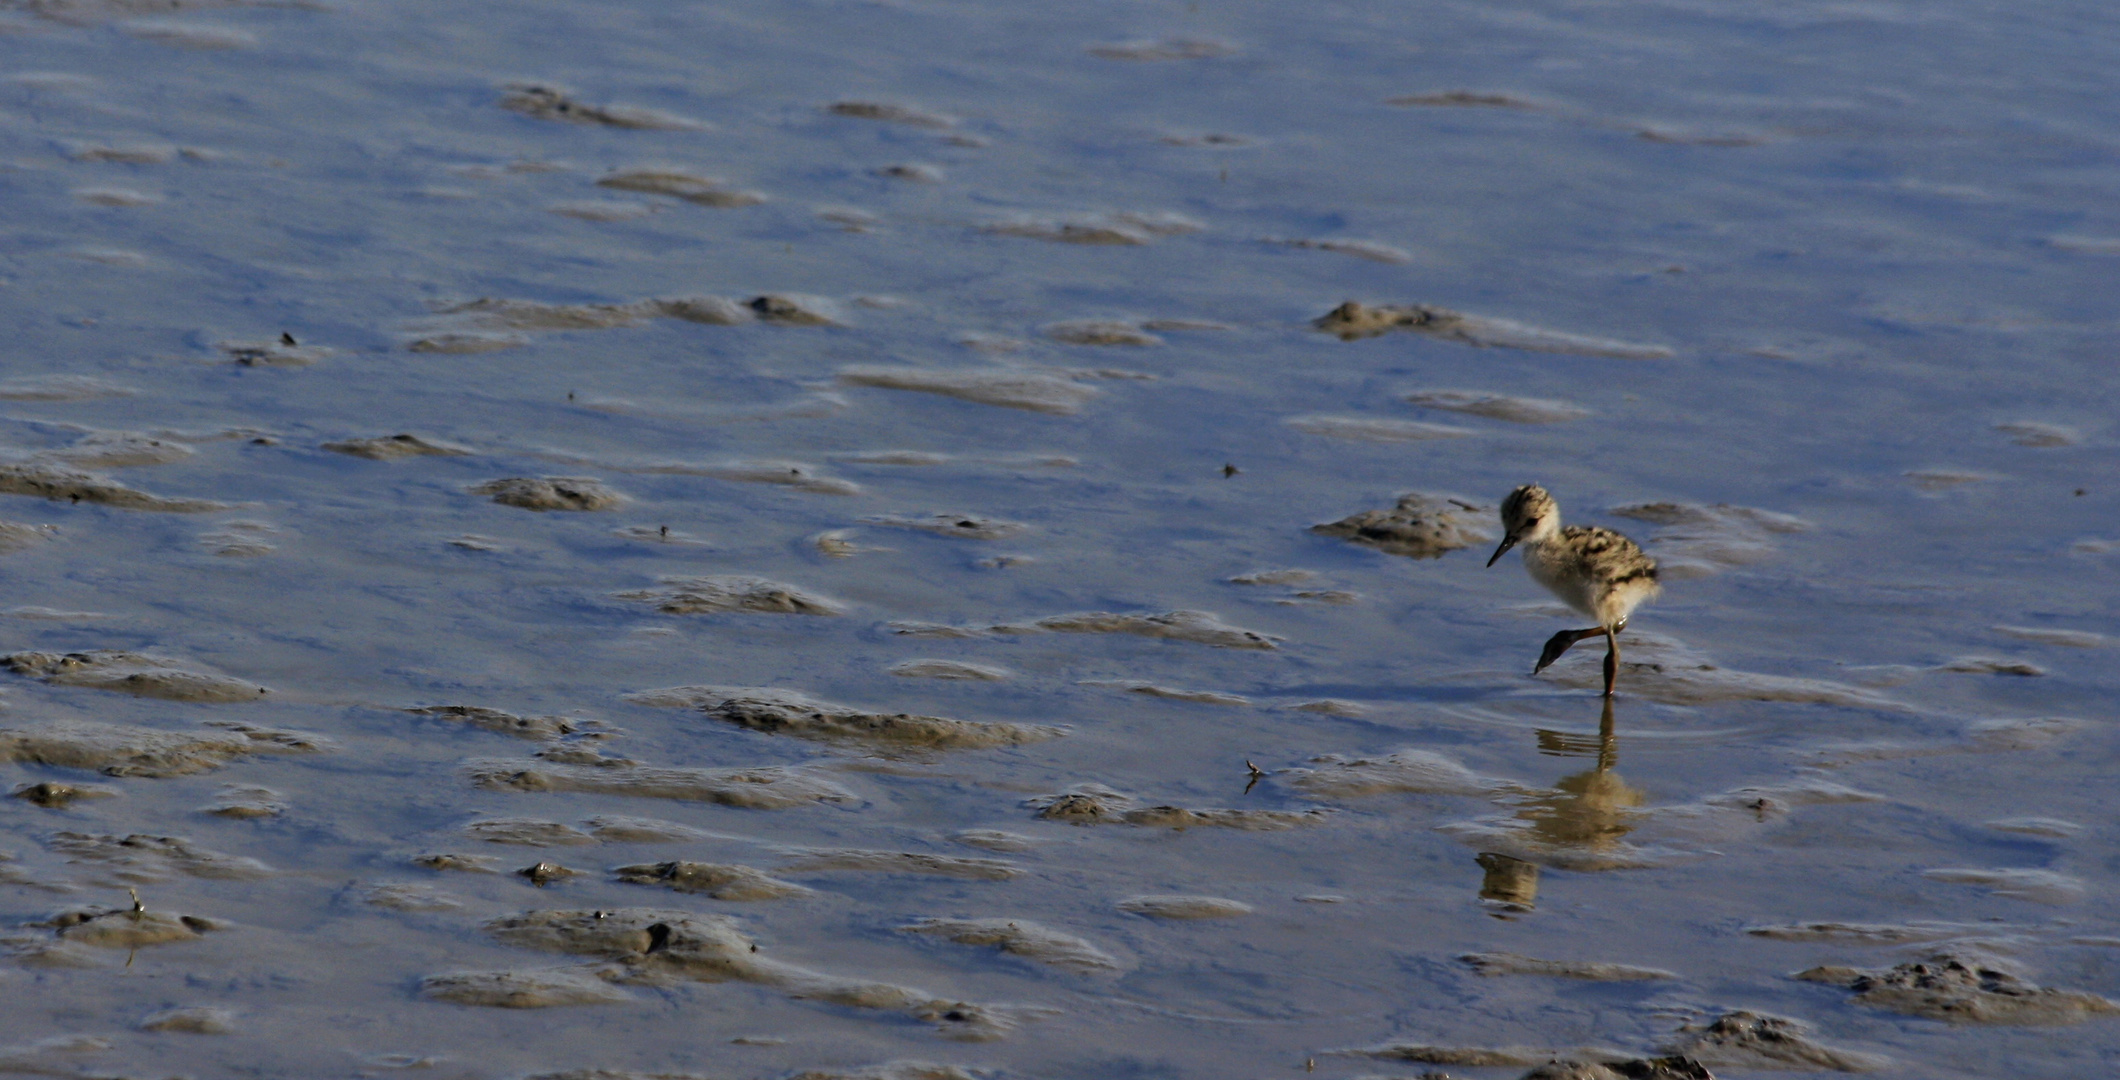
[1797,953,2120,1025]
[1312,492,1492,559]
[433,908,1031,1037]
[4,651,271,702]
[1534,634,1908,708]
[625,685,1063,751]
[1027,784,1328,830]
[0,719,325,775]
[1313,301,1674,358]
[898,917,1127,974]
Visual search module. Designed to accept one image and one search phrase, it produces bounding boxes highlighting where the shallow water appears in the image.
[1,1,2117,1076]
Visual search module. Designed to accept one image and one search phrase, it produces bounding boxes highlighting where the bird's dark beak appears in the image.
[1486,534,1518,568]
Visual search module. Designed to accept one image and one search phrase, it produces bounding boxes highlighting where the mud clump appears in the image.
[499,83,705,130]
[838,366,1102,415]
[612,861,810,900]
[464,819,597,846]
[405,706,591,741]
[1313,492,1491,559]
[1272,237,1412,263]
[597,170,765,207]
[0,462,224,512]
[420,968,633,1008]
[860,513,1026,540]
[136,1006,235,1034]
[1796,953,2120,1024]
[1028,785,1326,830]
[1661,1010,1890,1072]
[1520,1058,1713,1080]
[899,917,1125,974]
[890,659,1011,681]
[1043,320,1162,346]
[472,908,1014,1037]
[984,211,1201,246]
[629,685,1059,750]
[467,759,857,809]
[0,375,135,401]
[11,780,117,807]
[1388,90,1544,109]
[220,339,332,367]
[5,652,269,704]
[48,832,271,882]
[0,719,323,776]
[34,905,227,949]
[748,294,840,326]
[1461,952,1673,981]
[1117,895,1251,919]
[1314,301,1674,359]
[1407,390,1589,424]
[1088,37,1235,60]
[474,477,623,512]
[777,849,1020,881]
[1021,610,1279,649]
[323,434,470,461]
[826,101,956,128]
[617,575,843,616]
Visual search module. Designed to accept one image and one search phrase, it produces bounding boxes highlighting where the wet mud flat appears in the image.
[3,0,2120,1079]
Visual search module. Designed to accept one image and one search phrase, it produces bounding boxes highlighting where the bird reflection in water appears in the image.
[1522,697,1647,852]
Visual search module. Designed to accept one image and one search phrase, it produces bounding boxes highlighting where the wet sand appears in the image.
[2,1,2118,1078]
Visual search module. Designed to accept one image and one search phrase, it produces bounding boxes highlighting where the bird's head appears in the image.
[1487,483,1558,567]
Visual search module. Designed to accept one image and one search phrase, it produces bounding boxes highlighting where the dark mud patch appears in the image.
[1661,1010,1888,1072]
[1116,895,1250,919]
[0,462,224,512]
[617,575,843,615]
[4,651,269,702]
[467,758,858,809]
[1388,90,1545,109]
[889,659,1011,681]
[983,211,1200,246]
[1042,319,1162,346]
[597,169,765,207]
[1269,237,1412,263]
[48,832,270,882]
[1029,785,1327,830]
[860,513,1026,540]
[1313,492,1491,559]
[474,477,623,511]
[220,338,332,367]
[0,719,322,775]
[471,908,1018,1038]
[1796,953,2119,1024]
[323,434,470,461]
[500,83,706,130]
[1461,951,1673,981]
[626,685,1061,750]
[1407,390,1589,424]
[421,967,633,1008]
[776,849,1019,881]
[202,784,284,818]
[826,101,956,128]
[838,365,1102,415]
[1521,1058,1714,1079]
[613,861,810,900]
[464,818,597,847]
[1012,610,1279,649]
[11,780,118,808]
[899,917,1125,974]
[1314,301,1674,358]
[1080,680,1249,706]
[405,705,596,741]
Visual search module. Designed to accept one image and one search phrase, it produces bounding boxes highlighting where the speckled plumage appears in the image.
[1489,484,1661,696]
